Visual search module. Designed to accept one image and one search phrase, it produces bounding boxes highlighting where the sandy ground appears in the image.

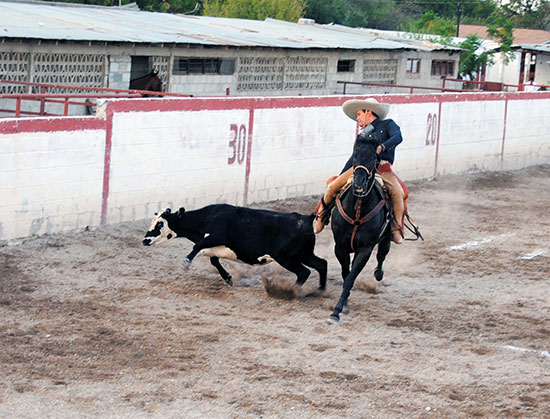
[1,166,549,418]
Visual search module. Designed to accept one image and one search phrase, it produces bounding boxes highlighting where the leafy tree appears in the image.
[136,0,202,13]
[305,0,408,30]
[458,34,494,78]
[500,0,550,30]
[486,14,515,63]
[411,10,456,38]
[202,0,306,22]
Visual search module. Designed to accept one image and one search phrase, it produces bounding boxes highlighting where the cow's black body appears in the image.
[143,205,327,289]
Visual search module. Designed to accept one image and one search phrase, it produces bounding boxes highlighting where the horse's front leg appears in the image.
[334,243,351,281]
[331,246,374,322]
[374,234,391,281]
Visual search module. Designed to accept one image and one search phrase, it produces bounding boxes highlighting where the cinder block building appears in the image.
[0,0,460,101]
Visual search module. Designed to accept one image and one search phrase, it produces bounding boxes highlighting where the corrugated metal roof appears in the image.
[516,42,550,53]
[0,0,458,51]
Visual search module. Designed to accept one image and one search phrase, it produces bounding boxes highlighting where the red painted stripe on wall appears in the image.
[243,108,254,206]
[106,91,550,114]
[0,117,105,134]
[501,99,509,167]
[101,107,114,225]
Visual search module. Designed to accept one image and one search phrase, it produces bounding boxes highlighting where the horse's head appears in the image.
[352,136,379,197]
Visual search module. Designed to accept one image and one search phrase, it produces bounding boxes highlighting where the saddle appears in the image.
[315,174,423,241]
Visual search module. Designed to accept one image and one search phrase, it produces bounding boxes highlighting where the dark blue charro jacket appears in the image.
[340,118,402,174]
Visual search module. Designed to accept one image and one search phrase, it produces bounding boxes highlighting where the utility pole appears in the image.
[456,1,462,37]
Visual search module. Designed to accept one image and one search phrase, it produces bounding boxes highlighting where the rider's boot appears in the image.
[314,168,353,234]
[386,182,405,244]
[391,224,404,244]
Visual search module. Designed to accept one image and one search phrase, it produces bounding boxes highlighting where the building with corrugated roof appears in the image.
[0,0,461,103]
[458,24,550,89]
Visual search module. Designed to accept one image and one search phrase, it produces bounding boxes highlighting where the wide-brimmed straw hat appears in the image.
[342,98,390,121]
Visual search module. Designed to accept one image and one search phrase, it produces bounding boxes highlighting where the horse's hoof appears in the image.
[329,313,340,323]
[374,268,384,282]
[183,258,192,269]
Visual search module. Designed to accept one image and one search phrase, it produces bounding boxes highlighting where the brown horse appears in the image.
[129,70,162,96]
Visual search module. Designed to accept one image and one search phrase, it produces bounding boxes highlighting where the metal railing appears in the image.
[338,79,549,95]
[0,79,192,117]
[337,81,465,95]
[443,78,549,92]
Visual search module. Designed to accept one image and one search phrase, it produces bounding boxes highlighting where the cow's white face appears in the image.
[142,215,177,246]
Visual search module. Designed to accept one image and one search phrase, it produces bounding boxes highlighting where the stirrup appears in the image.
[404,213,424,241]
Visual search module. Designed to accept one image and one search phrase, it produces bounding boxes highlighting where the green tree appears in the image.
[458,34,494,78]
[486,14,515,64]
[305,0,409,30]
[501,0,550,30]
[411,10,456,38]
[203,0,305,22]
[136,0,202,13]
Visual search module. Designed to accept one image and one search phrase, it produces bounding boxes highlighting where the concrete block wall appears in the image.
[108,56,132,90]
[0,117,106,242]
[1,91,549,243]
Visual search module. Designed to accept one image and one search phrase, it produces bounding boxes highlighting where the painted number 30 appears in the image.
[228,123,247,165]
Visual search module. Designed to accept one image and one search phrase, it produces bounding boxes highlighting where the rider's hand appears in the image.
[376,145,383,154]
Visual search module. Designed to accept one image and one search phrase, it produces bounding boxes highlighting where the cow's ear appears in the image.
[178,207,185,218]
[165,208,171,214]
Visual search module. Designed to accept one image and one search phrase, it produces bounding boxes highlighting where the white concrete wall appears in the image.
[503,98,550,169]
[0,120,105,242]
[1,92,549,243]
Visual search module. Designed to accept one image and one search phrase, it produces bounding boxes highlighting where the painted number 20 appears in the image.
[228,123,247,165]
[426,113,437,146]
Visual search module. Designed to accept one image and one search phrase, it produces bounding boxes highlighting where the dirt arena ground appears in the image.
[1,166,549,418]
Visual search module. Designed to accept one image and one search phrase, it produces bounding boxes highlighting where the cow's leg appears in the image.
[330,246,374,322]
[274,257,311,286]
[301,254,328,290]
[210,256,233,286]
[184,235,225,267]
[374,235,391,282]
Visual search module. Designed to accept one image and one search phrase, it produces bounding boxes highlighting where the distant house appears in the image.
[459,25,550,89]
[0,0,460,107]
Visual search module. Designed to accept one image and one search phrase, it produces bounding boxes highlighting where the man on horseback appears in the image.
[314,98,406,244]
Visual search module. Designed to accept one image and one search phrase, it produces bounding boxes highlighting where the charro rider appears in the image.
[314,98,406,244]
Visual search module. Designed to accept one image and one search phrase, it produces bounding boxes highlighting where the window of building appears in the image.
[431,60,454,76]
[337,59,355,73]
[173,57,235,75]
[406,58,421,74]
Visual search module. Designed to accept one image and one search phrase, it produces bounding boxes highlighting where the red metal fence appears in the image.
[0,79,192,118]
[338,79,550,95]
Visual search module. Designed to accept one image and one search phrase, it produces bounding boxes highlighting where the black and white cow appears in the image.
[142,205,327,289]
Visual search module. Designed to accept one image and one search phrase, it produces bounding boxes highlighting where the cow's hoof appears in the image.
[183,258,192,269]
[374,268,384,282]
[225,276,233,287]
[329,313,340,323]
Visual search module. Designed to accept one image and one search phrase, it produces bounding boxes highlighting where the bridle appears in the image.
[352,162,376,198]
[336,160,386,250]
